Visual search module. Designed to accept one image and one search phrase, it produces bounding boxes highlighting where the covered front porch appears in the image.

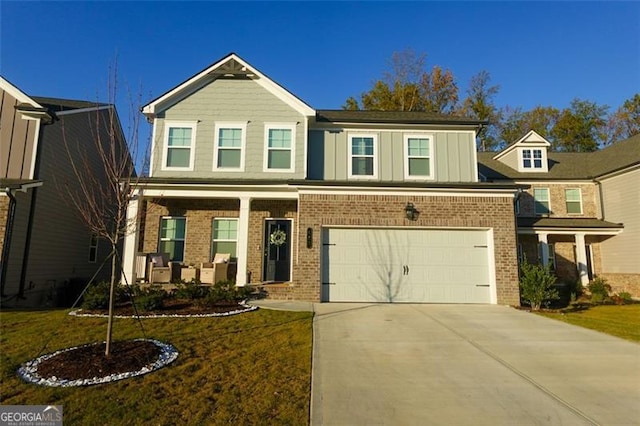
[517,217,623,286]
[121,181,300,288]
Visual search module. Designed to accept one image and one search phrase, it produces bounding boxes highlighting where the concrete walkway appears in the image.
[310,303,640,426]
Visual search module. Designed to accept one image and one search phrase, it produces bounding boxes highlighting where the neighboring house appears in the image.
[122,53,522,305]
[0,76,123,307]
[479,130,640,296]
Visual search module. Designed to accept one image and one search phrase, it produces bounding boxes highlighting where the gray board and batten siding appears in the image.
[1,87,39,180]
[308,129,478,183]
[151,78,308,179]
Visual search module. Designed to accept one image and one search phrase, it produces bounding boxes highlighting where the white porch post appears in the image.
[574,233,589,286]
[538,232,549,267]
[236,196,251,286]
[121,194,141,286]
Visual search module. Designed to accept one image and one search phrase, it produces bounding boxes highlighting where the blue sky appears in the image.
[1,2,638,118]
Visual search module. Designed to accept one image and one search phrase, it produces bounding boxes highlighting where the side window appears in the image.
[349,134,377,178]
[565,188,583,214]
[534,188,550,215]
[212,219,238,258]
[163,122,196,170]
[214,123,247,171]
[264,124,295,172]
[88,234,98,263]
[159,217,186,262]
[404,135,433,179]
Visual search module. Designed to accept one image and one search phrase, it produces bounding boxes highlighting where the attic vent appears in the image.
[210,59,254,77]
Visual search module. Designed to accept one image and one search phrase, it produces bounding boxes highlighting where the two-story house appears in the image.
[122,53,522,305]
[479,131,640,296]
[1,76,122,307]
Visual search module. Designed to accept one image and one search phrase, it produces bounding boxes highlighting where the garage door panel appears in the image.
[323,228,493,303]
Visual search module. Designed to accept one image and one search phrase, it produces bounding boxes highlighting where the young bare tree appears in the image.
[59,63,143,356]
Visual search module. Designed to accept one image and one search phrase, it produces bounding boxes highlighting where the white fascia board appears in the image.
[517,228,622,236]
[297,186,516,198]
[0,76,43,107]
[141,188,299,200]
[143,53,315,118]
[514,179,596,185]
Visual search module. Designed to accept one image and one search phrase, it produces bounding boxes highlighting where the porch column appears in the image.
[236,196,251,286]
[121,193,141,286]
[574,233,589,286]
[538,232,549,267]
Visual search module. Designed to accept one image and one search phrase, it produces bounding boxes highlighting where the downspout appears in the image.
[0,189,17,296]
[18,188,37,298]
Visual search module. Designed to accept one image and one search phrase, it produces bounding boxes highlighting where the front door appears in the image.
[263,220,291,282]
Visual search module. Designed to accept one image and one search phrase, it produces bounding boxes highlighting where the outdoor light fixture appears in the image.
[404,202,419,221]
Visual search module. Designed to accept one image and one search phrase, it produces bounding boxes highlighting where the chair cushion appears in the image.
[151,255,165,267]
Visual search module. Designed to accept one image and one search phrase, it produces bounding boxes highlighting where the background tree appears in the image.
[607,93,640,144]
[459,70,501,151]
[498,105,559,145]
[61,63,143,356]
[551,98,608,152]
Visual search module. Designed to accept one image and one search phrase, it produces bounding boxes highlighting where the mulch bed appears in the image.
[35,340,160,381]
[81,298,251,316]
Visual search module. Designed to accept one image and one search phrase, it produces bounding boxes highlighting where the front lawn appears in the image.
[536,304,640,342]
[0,308,313,424]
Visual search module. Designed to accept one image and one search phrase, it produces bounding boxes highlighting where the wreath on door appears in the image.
[269,229,287,246]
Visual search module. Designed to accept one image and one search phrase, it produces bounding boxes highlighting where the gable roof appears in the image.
[493,130,551,161]
[479,133,640,181]
[32,97,108,113]
[0,76,43,108]
[142,53,315,119]
[315,110,485,126]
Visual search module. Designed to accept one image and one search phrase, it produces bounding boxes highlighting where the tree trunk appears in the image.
[105,247,117,356]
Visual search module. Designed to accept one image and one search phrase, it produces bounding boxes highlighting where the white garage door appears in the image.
[322,228,493,303]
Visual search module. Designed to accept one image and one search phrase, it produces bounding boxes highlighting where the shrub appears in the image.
[173,279,207,300]
[81,281,125,310]
[519,262,559,310]
[618,292,633,303]
[135,286,167,311]
[587,277,611,304]
[197,280,240,307]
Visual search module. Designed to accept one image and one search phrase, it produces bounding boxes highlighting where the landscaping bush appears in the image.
[587,277,611,304]
[173,279,207,300]
[197,280,240,307]
[81,281,125,310]
[519,262,559,310]
[135,286,167,311]
[618,292,633,303]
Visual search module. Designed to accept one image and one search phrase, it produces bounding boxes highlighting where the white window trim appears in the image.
[213,121,247,172]
[348,133,378,179]
[211,218,239,258]
[161,121,197,171]
[403,133,434,180]
[518,147,548,172]
[159,216,186,262]
[565,188,583,215]
[534,187,551,215]
[263,123,296,173]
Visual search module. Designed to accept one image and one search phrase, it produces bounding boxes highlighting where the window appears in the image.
[212,219,238,258]
[522,148,544,170]
[404,135,433,179]
[534,188,550,215]
[163,122,196,170]
[214,122,247,170]
[565,188,582,214]
[159,217,186,262]
[264,124,295,172]
[88,234,98,263]
[349,134,377,178]
[517,244,525,264]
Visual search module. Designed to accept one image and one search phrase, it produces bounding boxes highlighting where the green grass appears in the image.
[537,304,640,342]
[0,308,313,425]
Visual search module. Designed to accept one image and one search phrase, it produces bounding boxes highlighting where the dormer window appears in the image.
[522,149,543,169]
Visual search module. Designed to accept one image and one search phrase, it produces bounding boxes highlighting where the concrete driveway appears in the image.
[311,304,640,426]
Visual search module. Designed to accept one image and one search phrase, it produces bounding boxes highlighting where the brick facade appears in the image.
[294,193,520,305]
[518,183,598,217]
